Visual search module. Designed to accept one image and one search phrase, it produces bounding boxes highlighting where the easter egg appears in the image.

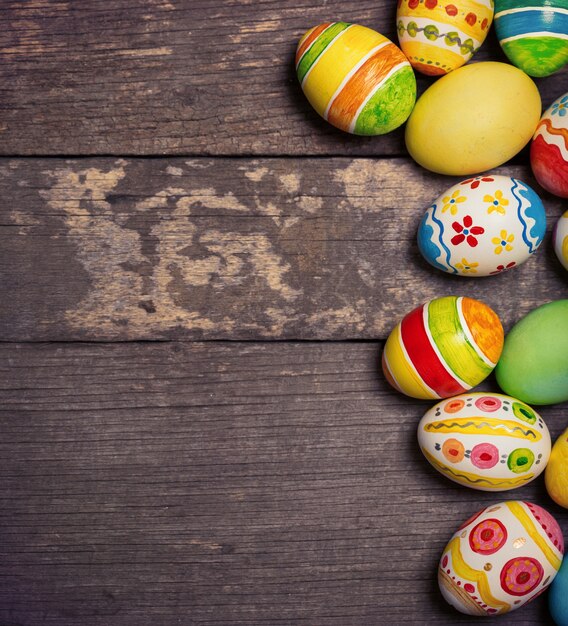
[418,392,551,490]
[494,0,568,78]
[382,296,504,400]
[439,501,564,616]
[296,23,416,135]
[405,62,541,175]
[496,300,568,405]
[418,175,546,277]
[531,93,568,198]
[396,0,494,75]
[549,554,568,625]
[554,211,568,270]
[545,427,568,508]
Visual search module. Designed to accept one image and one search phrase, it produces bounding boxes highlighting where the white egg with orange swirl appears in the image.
[418,393,550,491]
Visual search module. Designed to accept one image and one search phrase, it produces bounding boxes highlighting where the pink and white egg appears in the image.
[439,501,564,616]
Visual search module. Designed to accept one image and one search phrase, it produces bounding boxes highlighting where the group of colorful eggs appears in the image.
[296,0,568,621]
[296,2,568,187]
[383,297,568,617]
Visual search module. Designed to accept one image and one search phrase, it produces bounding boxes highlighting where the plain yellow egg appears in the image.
[545,427,568,508]
[405,62,541,176]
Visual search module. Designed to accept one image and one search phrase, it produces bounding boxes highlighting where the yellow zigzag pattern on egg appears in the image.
[422,448,534,488]
[505,501,562,571]
[423,417,541,441]
[445,537,511,614]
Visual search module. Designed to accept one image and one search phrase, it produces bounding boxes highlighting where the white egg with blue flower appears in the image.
[417,175,546,277]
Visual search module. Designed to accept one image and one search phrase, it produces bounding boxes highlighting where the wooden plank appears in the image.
[1,341,566,625]
[0,0,566,156]
[1,157,566,341]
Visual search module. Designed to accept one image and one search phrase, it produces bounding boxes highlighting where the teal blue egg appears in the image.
[550,555,568,625]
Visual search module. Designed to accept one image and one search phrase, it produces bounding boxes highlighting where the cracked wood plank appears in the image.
[0,157,566,341]
[1,341,566,625]
[0,0,566,155]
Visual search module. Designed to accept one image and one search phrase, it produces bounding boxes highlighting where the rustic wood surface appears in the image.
[1,342,568,626]
[1,158,566,341]
[0,0,567,156]
[2,1,568,625]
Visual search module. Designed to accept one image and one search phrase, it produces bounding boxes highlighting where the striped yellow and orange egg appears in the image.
[382,296,504,400]
[396,0,494,75]
[296,23,416,134]
[439,501,564,616]
[418,393,551,491]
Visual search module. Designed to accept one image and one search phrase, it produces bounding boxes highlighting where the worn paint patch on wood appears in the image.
[0,1,566,155]
[115,47,173,57]
[30,160,302,338]
[1,157,566,341]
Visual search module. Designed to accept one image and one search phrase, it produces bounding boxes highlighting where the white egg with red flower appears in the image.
[417,175,546,276]
[439,501,564,616]
[418,392,551,490]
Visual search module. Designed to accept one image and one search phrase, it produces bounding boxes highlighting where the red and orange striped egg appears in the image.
[296,23,416,134]
[531,91,568,198]
[382,296,504,400]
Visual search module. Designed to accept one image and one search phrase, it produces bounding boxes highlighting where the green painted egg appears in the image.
[496,300,568,405]
[494,0,568,78]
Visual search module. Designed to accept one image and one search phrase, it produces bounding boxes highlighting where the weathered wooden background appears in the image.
[1,1,567,625]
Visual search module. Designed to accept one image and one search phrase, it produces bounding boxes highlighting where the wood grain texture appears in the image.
[3,3,568,626]
[1,157,566,341]
[0,0,566,156]
[1,341,567,626]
